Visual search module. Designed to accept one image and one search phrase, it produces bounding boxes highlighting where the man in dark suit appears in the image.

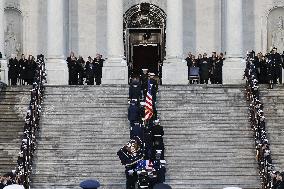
[77,56,85,85]
[85,56,95,85]
[8,56,19,85]
[66,52,79,85]
[270,47,283,84]
[199,53,210,84]
[19,54,27,85]
[93,54,104,85]
[185,52,193,81]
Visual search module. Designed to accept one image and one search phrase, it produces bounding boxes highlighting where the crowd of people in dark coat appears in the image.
[245,51,284,189]
[67,52,104,85]
[8,54,38,86]
[244,48,284,88]
[185,52,225,84]
[0,172,23,189]
[117,69,168,189]
[1,55,46,189]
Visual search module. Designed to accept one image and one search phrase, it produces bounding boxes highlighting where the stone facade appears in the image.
[0,0,284,84]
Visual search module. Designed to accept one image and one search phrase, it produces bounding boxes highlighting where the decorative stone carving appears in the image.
[4,8,22,58]
[124,3,166,29]
[4,22,20,58]
[271,16,284,51]
[267,7,284,53]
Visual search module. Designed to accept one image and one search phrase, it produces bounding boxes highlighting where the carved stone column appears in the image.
[0,0,8,83]
[223,0,245,84]
[102,0,128,84]
[46,0,68,85]
[163,0,188,85]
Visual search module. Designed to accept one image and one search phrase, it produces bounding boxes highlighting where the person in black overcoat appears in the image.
[212,53,224,84]
[93,54,104,85]
[208,52,217,83]
[199,53,210,84]
[66,52,78,85]
[85,56,95,85]
[256,53,268,84]
[185,52,193,80]
[19,54,27,85]
[270,48,283,84]
[25,55,36,85]
[77,56,85,85]
[8,56,19,85]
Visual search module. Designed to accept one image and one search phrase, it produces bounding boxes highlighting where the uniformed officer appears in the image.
[270,47,283,84]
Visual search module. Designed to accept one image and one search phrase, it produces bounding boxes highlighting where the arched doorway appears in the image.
[123,3,166,79]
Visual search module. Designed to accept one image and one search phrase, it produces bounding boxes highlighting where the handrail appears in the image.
[13,55,46,189]
[244,53,274,189]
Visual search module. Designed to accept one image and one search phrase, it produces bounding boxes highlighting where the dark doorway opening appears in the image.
[132,45,159,76]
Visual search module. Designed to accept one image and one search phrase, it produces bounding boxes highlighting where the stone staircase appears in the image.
[260,85,284,171]
[0,86,31,175]
[30,85,262,189]
[157,85,261,189]
[31,86,130,189]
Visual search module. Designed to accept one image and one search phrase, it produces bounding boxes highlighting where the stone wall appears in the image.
[10,0,284,59]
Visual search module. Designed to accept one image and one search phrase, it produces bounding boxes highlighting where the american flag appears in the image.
[145,80,153,121]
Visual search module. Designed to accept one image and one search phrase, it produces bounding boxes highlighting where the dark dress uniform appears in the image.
[8,58,19,85]
[125,164,138,189]
[67,57,79,85]
[128,102,141,127]
[85,61,95,85]
[129,83,142,100]
[270,52,283,84]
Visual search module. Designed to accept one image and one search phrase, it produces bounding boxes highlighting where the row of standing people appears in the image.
[67,52,104,86]
[185,52,225,84]
[8,54,38,86]
[248,48,284,86]
[245,51,284,189]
